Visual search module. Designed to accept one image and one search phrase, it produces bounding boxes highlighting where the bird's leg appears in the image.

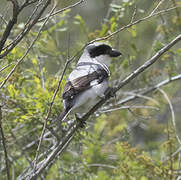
[75,113,86,128]
[104,87,116,98]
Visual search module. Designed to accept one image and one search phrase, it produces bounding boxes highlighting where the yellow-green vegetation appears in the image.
[0,0,181,179]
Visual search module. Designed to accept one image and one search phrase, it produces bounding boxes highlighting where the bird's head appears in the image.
[83,42,121,66]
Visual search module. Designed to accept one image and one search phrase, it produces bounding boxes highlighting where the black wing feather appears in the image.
[63,69,108,100]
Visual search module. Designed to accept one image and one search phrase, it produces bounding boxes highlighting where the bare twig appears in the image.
[116,34,181,91]
[32,1,59,171]
[121,92,160,106]
[0,0,52,89]
[2,1,42,51]
[0,14,8,25]
[38,0,85,22]
[130,5,137,23]
[87,163,116,169]
[150,0,165,16]
[0,0,51,59]
[104,0,116,23]
[20,0,38,10]
[0,0,19,52]
[2,0,85,54]
[172,0,180,17]
[0,63,13,73]
[0,106,10,180]
[158,88,181,145]
[18,121,77,180]
[33,39,83,170]
[163,146,181,163]
[117,74,181,107]
[89,6,180,44]
[100,105,159,113]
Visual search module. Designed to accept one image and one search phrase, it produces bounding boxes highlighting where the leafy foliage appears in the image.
[0,0,181,179]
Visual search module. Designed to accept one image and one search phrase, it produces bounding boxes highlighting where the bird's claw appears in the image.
[75,114,86,128]
[104,87,116,98]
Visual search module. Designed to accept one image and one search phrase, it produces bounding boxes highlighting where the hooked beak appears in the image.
[109,49,122,57]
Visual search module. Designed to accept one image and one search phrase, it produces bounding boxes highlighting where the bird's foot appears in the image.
[104,87,116,98]
[75,113,86,128]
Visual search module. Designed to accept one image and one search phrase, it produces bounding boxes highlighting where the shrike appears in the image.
[59,42,121,122]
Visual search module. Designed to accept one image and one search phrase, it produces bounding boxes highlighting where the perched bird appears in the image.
[59,42,121,122]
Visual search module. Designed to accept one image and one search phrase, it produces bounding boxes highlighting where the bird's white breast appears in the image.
[71,79,109,114]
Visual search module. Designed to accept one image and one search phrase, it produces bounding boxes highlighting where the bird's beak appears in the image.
[109,49,122,57]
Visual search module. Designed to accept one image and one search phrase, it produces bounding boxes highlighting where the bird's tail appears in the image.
[57,108,72,122]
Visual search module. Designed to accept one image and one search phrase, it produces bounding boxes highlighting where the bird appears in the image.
[58,42,121,124]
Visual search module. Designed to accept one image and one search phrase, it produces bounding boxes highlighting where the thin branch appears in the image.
[0,106,10,180]
[0,14,8,25]
[33,38,82,169]
[0,0,51,89]
[0,0,51,59]
[87,163,116,169]
[104,0,116,23]
[163,146,181,163]
[32,1,59,171]
[117,74,181,108]
[0,63,13,73]
[38,0,85,22]
[89,6,180,44]
[150,0,165,16]
[130,5,137,23]
[2,0,43,51]
[20,0,38,11]
[172,0,180,19]
[100,105,159,113]
[0,0,19,52]
[1,0,85,53]
[121,92,160,106]
[158,88,181,145]
[18,121,77,180]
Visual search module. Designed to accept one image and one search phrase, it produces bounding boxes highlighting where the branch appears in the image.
[81,34,181,121]
[0,0,19,52]
[0,63,13,73]
[0,106,10,180]
[0,0,51,59]
[0,0,52,89]
[100,105,159,114]
[150,0,165,16]
[0,14,8,25]
[158,88,181,145]
[89,6,180,44]
[18,121,77,180]
[38,0,85,22]
[32,25,85,171]
[2,1,42,52]
[0,0,85,59]
[117,74,181,107]
[19,34,181,179]
[20,0,38,10]
[32,1,62,171]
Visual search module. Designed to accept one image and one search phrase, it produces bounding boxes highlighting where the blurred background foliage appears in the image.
[0,0,181,179]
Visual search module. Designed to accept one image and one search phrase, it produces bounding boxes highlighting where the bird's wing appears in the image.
[63,69,108,99]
